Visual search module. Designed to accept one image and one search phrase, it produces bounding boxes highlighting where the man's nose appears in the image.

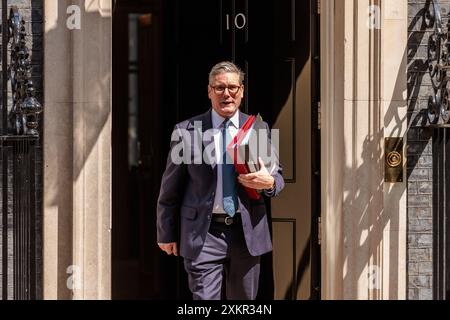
[223,88,231,97]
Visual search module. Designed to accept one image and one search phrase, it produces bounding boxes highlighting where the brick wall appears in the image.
[406,0,450,300]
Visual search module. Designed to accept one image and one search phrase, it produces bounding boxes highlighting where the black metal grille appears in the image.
[0,0,41,300]
[432,128,450,300]
[423,0,450,300]
[1,137,37,299]
[425,0,450,126]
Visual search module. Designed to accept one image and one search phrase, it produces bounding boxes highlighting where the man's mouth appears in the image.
[221,101,234,106]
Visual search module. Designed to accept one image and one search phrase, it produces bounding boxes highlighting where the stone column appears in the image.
[321,0,407,299]
[43,0,112,299]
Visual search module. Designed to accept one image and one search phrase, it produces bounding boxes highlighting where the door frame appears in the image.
[111,0,323,300]
[320,0,344,300]
[310,0,321,300]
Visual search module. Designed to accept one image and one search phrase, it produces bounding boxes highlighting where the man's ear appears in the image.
[207,85,212,99]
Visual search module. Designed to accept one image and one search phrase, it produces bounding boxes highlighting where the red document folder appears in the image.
[226,115,261,200]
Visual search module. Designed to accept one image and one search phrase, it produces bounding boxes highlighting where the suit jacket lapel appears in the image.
[196,109,217,173]
[239,110,249,128]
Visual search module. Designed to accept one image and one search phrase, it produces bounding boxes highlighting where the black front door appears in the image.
[112,0,319,300]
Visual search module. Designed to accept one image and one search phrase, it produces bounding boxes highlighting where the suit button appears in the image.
[207,215,212,220]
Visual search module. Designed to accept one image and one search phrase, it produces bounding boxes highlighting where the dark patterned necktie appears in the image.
[222,119,238,217]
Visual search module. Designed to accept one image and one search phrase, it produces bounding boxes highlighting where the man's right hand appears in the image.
[158,242,178,256]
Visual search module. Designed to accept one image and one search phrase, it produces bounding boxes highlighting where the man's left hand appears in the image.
[238,157,275,190]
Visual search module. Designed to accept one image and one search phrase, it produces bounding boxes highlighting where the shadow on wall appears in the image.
[406,3,433,183]
[406,0,438,300]
[345,0,437,299]
[338,27,406,299]
[43,1,111,299]
[304,1,409,299]
[407,0,439,130]
[407,5,429,125]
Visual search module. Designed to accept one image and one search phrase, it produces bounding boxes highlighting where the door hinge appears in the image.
[318,216,322,246]
[317,101,321,130]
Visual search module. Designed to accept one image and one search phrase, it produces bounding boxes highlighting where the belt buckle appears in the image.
[224,216,233,225]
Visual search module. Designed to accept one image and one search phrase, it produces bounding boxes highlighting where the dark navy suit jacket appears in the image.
[157,109,285,260]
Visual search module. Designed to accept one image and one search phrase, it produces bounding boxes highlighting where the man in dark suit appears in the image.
[157,61,284,300]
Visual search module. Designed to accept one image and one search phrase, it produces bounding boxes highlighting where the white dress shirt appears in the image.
[211,108,240,214]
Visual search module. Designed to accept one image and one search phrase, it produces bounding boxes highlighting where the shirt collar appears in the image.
[211,108,239,129]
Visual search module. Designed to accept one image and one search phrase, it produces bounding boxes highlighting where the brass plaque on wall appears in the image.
[385,138,403,183]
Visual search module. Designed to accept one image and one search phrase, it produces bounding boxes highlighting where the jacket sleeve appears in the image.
[262,121,285,198]
[156,125,188,243]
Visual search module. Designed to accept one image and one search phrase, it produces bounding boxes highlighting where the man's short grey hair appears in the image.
[209,61,245,85]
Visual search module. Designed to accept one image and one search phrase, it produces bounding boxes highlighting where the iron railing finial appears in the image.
[7,6,42,136]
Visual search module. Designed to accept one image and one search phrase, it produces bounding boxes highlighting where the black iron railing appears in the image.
[431,129,450,300]
[424,0,450,300]
[425,0,450,125]
[0,1,41,300]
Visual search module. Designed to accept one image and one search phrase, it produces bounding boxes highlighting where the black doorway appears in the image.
[112,0,320,300]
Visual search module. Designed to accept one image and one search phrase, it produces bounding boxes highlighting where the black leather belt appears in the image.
[211,214,240,225]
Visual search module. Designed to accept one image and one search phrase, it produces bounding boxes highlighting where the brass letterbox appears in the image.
[385,138,403,183]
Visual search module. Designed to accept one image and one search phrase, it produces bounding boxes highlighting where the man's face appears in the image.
[208,72,244,118]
